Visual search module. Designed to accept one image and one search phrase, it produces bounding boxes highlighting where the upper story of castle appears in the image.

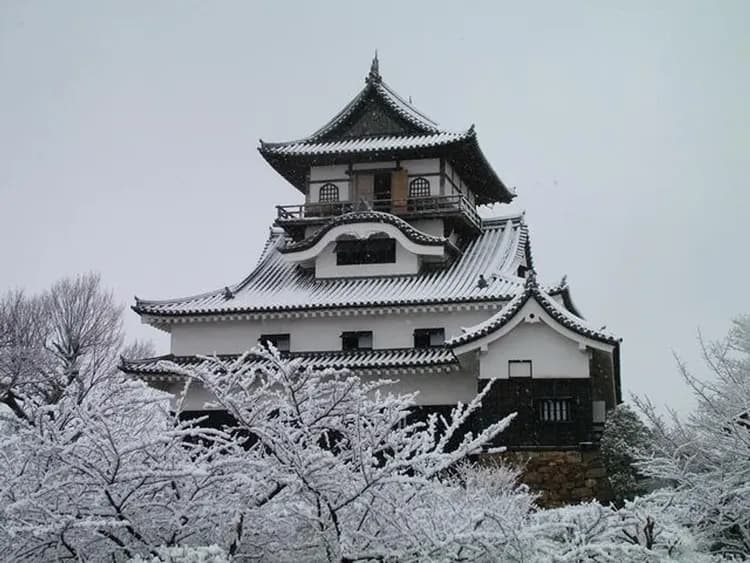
[261,56,513,227]
[255,55,516,279]
[132,57,544,327]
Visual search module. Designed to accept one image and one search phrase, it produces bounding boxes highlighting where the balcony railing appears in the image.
[276,195,482,231]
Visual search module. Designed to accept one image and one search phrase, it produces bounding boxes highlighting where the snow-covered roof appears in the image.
[257,57,513,205]
[292,59,441,143]
[447,272,620,348]
[261,131,469,157]
[133,215,534,320]
[121,347,459,379]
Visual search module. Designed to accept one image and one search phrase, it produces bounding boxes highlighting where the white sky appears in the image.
[1,1,748,414]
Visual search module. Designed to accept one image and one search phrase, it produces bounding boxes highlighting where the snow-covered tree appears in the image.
[600,403,652,505]
[2,274,734,561]
[128,545,231,563]
[519,498,720,562]
[634,315,750,557]
[170,347,522,561]
[0,275,243,561]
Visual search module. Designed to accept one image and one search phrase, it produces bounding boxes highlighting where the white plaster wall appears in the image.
[409,219,444,237]
[358,370,478,405]
[352,161,395,171]
[314,239,419,278]
[310,165,348,182]
[170,308,501,356]
[308,180,350,203]
[308,165,350,203]
[168,368,478,410]
[402,158,439,176]
[478,321,590,380]
[345,159,439,176]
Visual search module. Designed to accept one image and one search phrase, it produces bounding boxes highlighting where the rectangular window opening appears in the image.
[413,328,445,348]
[259,334,290,353]
[341,331,373,351]
[336,238,396,266]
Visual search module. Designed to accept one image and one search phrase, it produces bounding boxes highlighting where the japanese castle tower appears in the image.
[123,56,622,454]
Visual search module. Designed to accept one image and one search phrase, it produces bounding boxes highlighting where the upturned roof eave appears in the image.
[132,293,518,320]
[120,347,460,377]
[259,132,513,204]
[133,212,534,318]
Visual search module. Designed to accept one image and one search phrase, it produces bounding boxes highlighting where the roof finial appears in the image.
[368,50,381,82]
[524,268,539,291]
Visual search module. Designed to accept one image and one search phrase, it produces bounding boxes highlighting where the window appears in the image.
[341,331,373,351]
[319,183,339,203]
[413,328,445,348]
[336,238,396,265]
[409,177,430,198]
[536,398,574,423]
[508,360,532,378]
[259,333,290,353]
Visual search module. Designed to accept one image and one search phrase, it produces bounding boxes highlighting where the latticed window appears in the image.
[536,398,574,423]
[409,177,430,198]
[319,183,339,203]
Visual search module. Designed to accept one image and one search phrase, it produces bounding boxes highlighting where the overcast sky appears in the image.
[1,1,748,414]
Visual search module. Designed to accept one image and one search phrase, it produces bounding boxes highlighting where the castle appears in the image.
[122,56,621,501]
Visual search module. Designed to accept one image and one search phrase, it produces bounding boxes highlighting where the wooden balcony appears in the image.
[276,195,482,232]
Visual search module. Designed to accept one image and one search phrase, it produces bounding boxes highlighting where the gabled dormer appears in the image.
[259,55,514,246]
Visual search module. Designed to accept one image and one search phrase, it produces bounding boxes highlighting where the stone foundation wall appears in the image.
[479,449,612,507]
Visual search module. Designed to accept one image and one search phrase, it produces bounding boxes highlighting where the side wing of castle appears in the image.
[123,56,621,449]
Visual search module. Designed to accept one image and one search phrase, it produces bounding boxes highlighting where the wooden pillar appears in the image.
[391,168,408,213]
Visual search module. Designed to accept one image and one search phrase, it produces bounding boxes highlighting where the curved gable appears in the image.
[449,272,619,354]
[280,211,448,256]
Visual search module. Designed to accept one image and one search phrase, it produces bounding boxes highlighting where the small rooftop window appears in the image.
[336,237,396,266]
[341,331,373,351]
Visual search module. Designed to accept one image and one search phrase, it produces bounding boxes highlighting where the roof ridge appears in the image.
[375,79,440,131]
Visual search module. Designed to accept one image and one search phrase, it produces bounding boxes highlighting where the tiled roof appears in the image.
[280,211,448,254]
[298,73,441,143]
[133,215,532,319]
[447,272,619,347]
[121,347,459,378]
[261,131,469,157]
[256,60,513,205]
